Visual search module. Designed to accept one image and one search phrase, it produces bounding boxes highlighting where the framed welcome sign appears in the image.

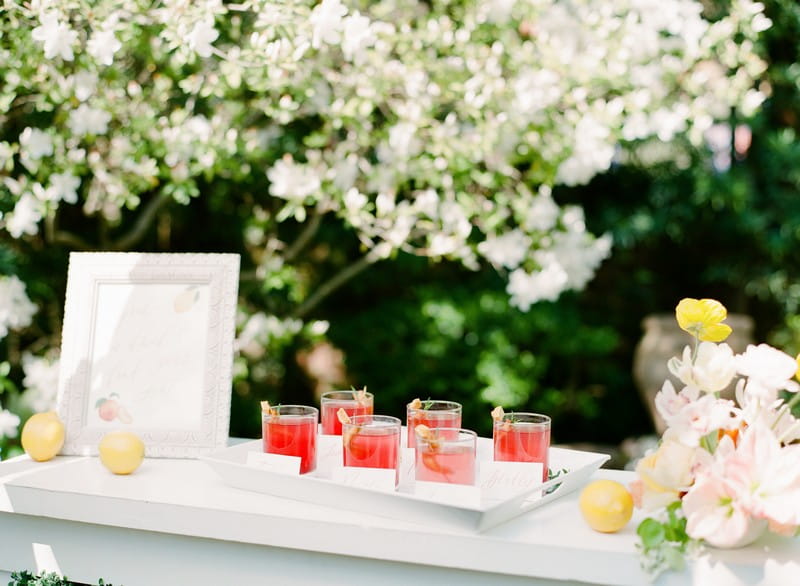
[56,252,240,458]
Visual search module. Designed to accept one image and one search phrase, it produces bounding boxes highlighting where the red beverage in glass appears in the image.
[343,415,401,485]
[262,405,318,474]
[493,413,551,482]
[406,400,462,448]
[321,390,374,435]
[415,428,477,485]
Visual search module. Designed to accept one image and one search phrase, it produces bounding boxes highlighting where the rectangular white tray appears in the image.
[202,433,609,533]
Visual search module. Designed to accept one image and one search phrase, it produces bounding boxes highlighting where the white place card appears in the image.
[245,451,301,475]
[398,447,416,490]
[479,461,543,504]
[413,480,481,508]
[331,466,397,492]
[316,434,344,479]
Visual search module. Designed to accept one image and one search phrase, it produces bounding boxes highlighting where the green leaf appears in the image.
[0,361,10,377]
[700,430,719,454]
[637,518,666,549]
[95,398,107,408]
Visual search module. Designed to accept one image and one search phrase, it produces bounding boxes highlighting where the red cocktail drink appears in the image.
[493,412,551,481]
[406,399,462,448]
[415,428,477,485]
[321,390,374,435]
[262,405,318,474]
[342,415,401,485]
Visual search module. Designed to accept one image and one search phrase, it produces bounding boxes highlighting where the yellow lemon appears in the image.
[579,479,634,533]
[98,431,145,475]
[21,412,65,462]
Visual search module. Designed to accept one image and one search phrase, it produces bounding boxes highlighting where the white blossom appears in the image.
[19,128,53,160]
[478,230,531,269]
[72,72,98,101]
[87,27,122,66]
[737,344,800,403]
[48,172,81,204]
[341,12,374,61]
[267,157,321,202]
[668,342,738,393]
[0,407,20,440]
[550,231,612,290]
[507,262,569,311]
[4,192,43,238]
[0,275,37,338]
[68,105,112,136]
[22,353,60,412]
[0,142,13,169]
[309,0,348,48]
[523,192,560,233]
[188,19,219,58]
[31,12,77,61]
[556,115,616,186]
[343,188,367,213]
[414,189,439,219]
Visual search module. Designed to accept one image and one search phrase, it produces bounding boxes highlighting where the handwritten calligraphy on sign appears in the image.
[479,460,544,504]
[88,282,210,431]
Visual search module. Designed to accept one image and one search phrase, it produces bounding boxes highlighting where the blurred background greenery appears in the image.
[225,0,800,452]
[2,0,799,463]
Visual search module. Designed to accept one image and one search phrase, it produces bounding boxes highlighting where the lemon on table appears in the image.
[21,411,65,462]
[579,479,633,533]
[98,431,145,475]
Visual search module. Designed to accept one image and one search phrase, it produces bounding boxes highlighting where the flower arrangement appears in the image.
[631,298,800,579]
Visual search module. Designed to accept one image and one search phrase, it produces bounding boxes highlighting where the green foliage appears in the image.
[315,0,800,449]
[323,255,648,444]
[636,502,700,580]
[8,571,115,586]
[557,0,800,350]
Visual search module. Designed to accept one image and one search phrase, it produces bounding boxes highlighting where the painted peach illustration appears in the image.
[173,286,199,313]
[97,397,120,421]
[95,393,133,424]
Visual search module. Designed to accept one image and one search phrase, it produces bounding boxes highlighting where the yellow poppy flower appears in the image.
[796,354,800,381]
[675,298,732,342]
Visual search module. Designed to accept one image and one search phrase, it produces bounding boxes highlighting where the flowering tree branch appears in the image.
[284,207,323,263]
[111,191,174,251]
[0,0,773,438]
[292,253,376,319]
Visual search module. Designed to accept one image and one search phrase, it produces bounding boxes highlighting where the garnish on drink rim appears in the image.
[491,405,512,431]
[352,386,369,406]
[260,401,278,417]
[338,408,359,447]
[415,424,453,475]
[409,397,438,410]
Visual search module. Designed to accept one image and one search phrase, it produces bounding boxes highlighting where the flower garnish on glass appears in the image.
[340,411,401,486]
[321,387,374,435]
[631,298,800,581]
[491,406,551,482]
[261,401,318,474]
[406,398,462,448]
[414,424,477,485]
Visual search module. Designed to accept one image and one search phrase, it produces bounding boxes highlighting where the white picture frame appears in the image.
[57,252,240,458]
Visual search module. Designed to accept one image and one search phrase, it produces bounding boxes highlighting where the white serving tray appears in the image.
[202,432,609,533]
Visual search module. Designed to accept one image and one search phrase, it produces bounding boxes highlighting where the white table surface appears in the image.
[0,448,797,586]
